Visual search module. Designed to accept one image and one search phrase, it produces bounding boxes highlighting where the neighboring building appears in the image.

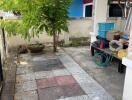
[69,0,83,17]
[69,0,132,18]
[69,0,93,17]
[0,11,19,19]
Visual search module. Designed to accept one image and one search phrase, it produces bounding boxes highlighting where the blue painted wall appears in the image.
[69,0,83,17]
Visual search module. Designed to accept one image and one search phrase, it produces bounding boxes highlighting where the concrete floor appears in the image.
[14,46,114,100]
[63,46,125,100]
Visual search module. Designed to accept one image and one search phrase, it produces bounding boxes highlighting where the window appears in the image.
[85,5,92,17]
[109,4,124,17]
[83,4,93,17]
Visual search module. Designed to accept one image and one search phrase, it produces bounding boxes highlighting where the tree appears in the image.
[0,0,72,52]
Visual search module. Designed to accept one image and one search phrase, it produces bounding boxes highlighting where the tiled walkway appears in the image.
[15,50,114,100]
[63,47,125,100]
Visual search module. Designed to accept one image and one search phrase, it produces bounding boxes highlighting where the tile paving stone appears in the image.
[62,84,85,97]
[72,73,96,84]
[18,63,33,68]
[15,81,37,93]
[79,82,106,95]
[52,69,71,77]
[56,75,77,86]
[66,66,86,75]
[38,84,85,100]
[57,95,89,100]
[58,55,72,64]
[81,95,90,100]
[38,86,64,100]
[16,67,33,75]
[37,77,58,89]
[35,71,53,79]
[65,95,89,100]
[58,56,86,74]
[16,73,35,83]
[87,93,114,100]
[14,90,38,100]
[2,82,15,94]
[1,94,14,100]
[44,54,58,59]
[20,54,32,61]
[5,67,16,83]
[32,56,47,61]
[58,53,115,100]
[32,59,65,72]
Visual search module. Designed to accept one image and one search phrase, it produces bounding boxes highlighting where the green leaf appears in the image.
[0,0,72,41]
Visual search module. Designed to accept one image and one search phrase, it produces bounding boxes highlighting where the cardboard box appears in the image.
[107,30,123,41]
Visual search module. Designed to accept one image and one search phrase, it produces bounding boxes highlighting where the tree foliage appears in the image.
[0,0,72,51]
[0,0,72,40]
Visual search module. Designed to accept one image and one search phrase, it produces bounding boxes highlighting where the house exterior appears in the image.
[69,0,83,17]
[69,0,132,18]
[7,0,127,47]
[69,0,93,17]
[1,1,132,100]
[69,1,132,100]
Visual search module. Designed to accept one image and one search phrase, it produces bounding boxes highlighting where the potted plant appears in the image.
[27,42,45,53]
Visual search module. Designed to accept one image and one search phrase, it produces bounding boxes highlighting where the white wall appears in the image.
[122,58,132,100]
[7,18,126,47]
[7,19,93,47]
[90,0,108,43]
[123,68,132,100]
[107,18,126,32]
[122,21,132,100]
[93,0,108,34]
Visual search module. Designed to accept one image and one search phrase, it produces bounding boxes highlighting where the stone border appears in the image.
[57,52,115,100]
[1,55,17,100]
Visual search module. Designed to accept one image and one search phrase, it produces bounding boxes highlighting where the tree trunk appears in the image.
[53,32,57,52]
[56,32,59,48]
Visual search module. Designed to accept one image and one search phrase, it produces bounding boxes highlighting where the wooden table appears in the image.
[91,44,126,73]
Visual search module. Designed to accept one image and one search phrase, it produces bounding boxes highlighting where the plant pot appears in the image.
[27,44,45,53]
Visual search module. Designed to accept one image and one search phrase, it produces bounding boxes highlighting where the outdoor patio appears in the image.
[1,0,132,100]
[5,46,115,100]
[63,46,125,100]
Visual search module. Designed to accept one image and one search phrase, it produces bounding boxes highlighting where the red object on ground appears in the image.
[100,40,105,49]
[83,0,93,4]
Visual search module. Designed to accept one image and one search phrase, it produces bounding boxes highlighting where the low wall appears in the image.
[7,18,93,47]
[107,18,126,32]
[7,18,126,47]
